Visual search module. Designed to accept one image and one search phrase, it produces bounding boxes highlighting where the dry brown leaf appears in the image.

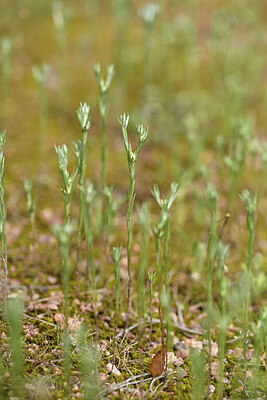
[149,350,165,377]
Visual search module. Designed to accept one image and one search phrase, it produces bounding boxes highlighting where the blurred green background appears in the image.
[1,0,267,229]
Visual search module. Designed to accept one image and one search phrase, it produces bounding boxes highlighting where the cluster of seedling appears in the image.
[1,80,266,397]
[0,1,267,399]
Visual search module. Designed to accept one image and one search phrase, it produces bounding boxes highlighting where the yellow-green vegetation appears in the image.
[0,0,267,399]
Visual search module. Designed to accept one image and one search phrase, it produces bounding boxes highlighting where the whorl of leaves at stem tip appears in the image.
[204,183,218,213]
[23,179,36,218]
[0,131,6,151]
[55,144,68,171]
[103,185,114,201]
[240,190,257,216]
[32,63,50,84]
[52,1,65,30]
[76,102,91,131]
[52,222,74,246]
[111,245,122,266]
[240,190,257,232]
[118,113,129,130]
[231,117,253,143]
[138,3,160,25]
[73,139,82,166]
[79,182,97,206]
[93,63,115,94]
[137,124,149,147]
[151,182,179,211]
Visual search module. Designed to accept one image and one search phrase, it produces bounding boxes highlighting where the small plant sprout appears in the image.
[94,63,115,193]
[110,245,122,365]
[55,144,77,224]
[152,221,165,367]
[240,190,257,278]
[1,38,11,113]
[251,307,267,397]
[161,291,172,352]
[80,182,98,334]
[74,102,91,275]
[77,325,100,400]
[259,140,267,196]
[52,222,74,333]
[137,202,150,340]
[23,179,36,233]
[240,189,257,393]
[191,348,207,400]
[148,271,156,347]
[151,182,179,367]
[32,63,50,162]
[80,182,97,290]
[103,186,122,248]
[0,131,7,301]
[152,182,179,291]
[52,1,67,95]
[52,222,74,395]
[118,114,149,329]
[216,242,230,400]
[6,296,25,400]
[139,3,160,87]
[224,118,252,209]
[204,183,218,383]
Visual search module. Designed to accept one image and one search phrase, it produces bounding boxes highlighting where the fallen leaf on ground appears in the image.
[149,350,165,377]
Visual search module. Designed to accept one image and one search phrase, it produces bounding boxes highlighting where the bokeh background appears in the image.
[1,0,267,273]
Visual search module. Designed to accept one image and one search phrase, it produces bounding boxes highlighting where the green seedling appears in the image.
[216,242,230,400]
[0,131,7,301]
[204,183,218,385]
[80,182,98,333]
[152,182,179,291]
[23,179,36,232]
[80,182,96,288]
[77,325,100,400]
[240,189,257,395]
[137,202,150,340]
[139,3,160,88]
[55,144,77,224]
[118,114,149,329]
[32,63,50,163]
[191,348,207,400]
[224,118,252,209]
[110,245,122,365]
[74,102,91,277]
[103,186,122,249]
[1,38,11,113]
[148,271,156,347]
[52,222,74,395]
[152,221,165,368]
[111,0,132,74]
[152,182,179,368]
[94,63,115,194]
[6,296,25,400]
[52,1,67,95]
[251,307,267,398]
[259,140,267,197]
